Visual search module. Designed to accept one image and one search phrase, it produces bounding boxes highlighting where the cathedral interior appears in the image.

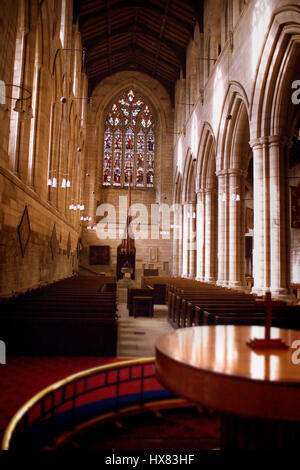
[0,0,300,452]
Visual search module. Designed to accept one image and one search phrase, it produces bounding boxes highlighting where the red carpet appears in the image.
[0,356,121,443]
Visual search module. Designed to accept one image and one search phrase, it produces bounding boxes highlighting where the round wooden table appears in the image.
[155,326,300,449]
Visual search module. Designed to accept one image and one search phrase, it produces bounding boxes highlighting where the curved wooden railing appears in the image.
[1,358,177,450]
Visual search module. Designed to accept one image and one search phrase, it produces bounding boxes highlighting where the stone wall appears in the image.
[0,0,87,297]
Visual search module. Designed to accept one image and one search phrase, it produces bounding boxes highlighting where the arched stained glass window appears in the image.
[103,89,155,188]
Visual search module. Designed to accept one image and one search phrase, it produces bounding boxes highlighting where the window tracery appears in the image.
[103,89,155,188]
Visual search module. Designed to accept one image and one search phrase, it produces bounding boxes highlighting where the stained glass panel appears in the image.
[146,169,154,187]
[136,129,145,187]
[104,130,112,150]
[124,127,134,186]
[103,151,112,186]
[113,130,122,186]
[128,89,135,102]
[146,129,154,187]
[103,89,155,188]
[147,132,154,152]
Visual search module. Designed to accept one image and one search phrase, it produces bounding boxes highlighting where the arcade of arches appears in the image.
[0,0,300,301]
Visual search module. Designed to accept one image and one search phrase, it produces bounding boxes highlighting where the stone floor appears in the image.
[116,287,173,358]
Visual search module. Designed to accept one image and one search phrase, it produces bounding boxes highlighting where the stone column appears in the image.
[228,169,247,289]
[172,214,178,277]
[188,202,197,278]
[216,171,229,286]
[178,204,183,277]
[269,136,289,297]
[250,138,269,296]
[27,57,41,190]
[204,188,216,283]
[196,190,205,280]
[172,203,182,276]
[8,22,29,174]
[182,203,190,277]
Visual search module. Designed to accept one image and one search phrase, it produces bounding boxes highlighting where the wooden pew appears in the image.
[202,306,300,326]
[1,316,117,355]
[0,275,118,356]
[170,293,255,328]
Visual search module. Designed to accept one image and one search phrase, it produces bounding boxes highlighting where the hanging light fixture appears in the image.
[13,98,23,113]
[52,177,57,188]
[47,178,52,186]
[2,83,32,120]
[61,178,67,188]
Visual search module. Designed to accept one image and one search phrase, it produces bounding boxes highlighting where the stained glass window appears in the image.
[103,89,155,188]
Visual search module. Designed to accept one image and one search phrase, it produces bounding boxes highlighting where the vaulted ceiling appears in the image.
[73,0,203,101]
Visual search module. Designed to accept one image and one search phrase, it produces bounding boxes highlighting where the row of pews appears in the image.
[0,276,118,356]
[167,278,300,330]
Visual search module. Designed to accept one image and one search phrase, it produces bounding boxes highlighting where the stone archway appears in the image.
[182,150,197,278]
[216,83,250,290]
[196,123,218,283]
[250,6,300,298]
[172,170,183,277]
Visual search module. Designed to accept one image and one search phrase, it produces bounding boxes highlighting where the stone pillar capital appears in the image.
[250,135,291,149]
[268,134,291,148]
[249,138,262,149]
[204,187,217,194]
[227,168,247,178]
[216,169,228,177]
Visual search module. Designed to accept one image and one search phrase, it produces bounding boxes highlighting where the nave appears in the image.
[0,0,300,453]
[116,285,172,359]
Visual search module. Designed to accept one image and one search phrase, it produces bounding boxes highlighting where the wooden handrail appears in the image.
[2,357,160,450]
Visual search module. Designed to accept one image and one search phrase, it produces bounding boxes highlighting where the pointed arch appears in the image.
[216,81,250,172]
[39,0,51,69]
[182,149,196,203]
[196,122,217,191]
[195,122,218,283]
[249,6,300,298]
[173,168,183,204]
[250,5,300,139]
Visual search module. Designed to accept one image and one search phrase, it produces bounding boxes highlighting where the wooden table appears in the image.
[155,326,300,449]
